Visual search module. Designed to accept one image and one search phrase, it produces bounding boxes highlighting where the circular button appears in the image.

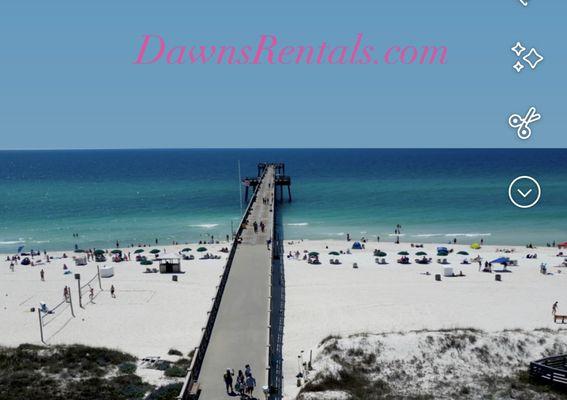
[508,176,541,209]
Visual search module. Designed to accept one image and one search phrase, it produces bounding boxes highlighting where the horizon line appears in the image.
[0,147,563,152]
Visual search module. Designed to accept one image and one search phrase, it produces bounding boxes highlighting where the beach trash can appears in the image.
[172,275,178,282]
[435,274,441,281]
[495,274,501,282]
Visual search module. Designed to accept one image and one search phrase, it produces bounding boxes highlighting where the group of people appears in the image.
[252,221,265,234]
[223,364,257,398]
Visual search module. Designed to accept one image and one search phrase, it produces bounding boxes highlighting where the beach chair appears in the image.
[380,258,387,264]
[375,258,380,264]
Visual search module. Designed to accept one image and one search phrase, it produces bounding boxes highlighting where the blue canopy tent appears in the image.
[490,257,510,265]
[352,241,363,250]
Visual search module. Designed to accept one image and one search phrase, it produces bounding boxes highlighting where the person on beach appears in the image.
[89,286,94,302]
[63,286,69,301]
[40,269,45,281]
[223,368,234,394]
[245,364,252,377]
[553,302,558,315]
[110,285,116,298]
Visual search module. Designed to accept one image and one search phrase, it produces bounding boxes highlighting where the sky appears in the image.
[0,1,566,149]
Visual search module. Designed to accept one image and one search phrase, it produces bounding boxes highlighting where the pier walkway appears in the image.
[181,165,276,399]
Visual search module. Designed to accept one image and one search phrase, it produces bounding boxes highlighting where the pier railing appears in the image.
[179,168,268,400]
[529,355,567,387]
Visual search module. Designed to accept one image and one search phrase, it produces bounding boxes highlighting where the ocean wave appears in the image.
[388,233,406,237]
[189,224,219,229]
[445,233,492,238]
[287,222,309,226]
[0,240,24,245]
[413,234,444,238]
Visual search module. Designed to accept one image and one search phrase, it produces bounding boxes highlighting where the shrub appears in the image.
[118,362,137,374]
[164,366,186,378]
[146,383,183,400]
[167,349,182,357]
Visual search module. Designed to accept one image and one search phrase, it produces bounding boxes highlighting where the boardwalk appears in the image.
[196,166,275,399]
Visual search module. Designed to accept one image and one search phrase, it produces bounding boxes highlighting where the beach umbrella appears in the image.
[182,248,192,252]
[416,251,427,256]
[457,251,469,256]
[398,251,409,256]
[74,249,86,253]
[376,251,387,257]
[94,249,105,255]
[329,251,340,256]
[197,247,207,252]
[134,249,144,254]
[309,252,319,256]
[140,260,153,266]
[111,249,122,254]
[471,243,481,250]
[150,249,161,254]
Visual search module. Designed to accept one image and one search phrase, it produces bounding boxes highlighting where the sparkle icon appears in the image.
[511,42,544,73]
[511,42,526,57]
[523,48,544,70]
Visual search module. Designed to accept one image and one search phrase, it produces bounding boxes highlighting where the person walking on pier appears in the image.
[553,301,559,316]
[235,370,245,396]
[245,373,256,398]
[223,368,234,394]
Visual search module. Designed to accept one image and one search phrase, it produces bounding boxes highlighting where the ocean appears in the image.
[0,149,566,252]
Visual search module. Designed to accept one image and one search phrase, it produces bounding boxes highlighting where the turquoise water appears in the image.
[1,149,566,252]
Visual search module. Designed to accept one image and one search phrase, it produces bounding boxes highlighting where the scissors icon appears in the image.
[508,107,541,140]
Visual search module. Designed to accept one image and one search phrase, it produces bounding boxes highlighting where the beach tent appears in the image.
[100,266,114,278]
[443,266,454,277]
[471,243,481,250]
[352,242,363,250]
[158,255,182,273]
[134,249,144,254]
[490,257,510,265]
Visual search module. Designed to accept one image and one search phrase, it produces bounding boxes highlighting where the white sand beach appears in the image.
[281,240,567,399]
[1,239,567,398]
